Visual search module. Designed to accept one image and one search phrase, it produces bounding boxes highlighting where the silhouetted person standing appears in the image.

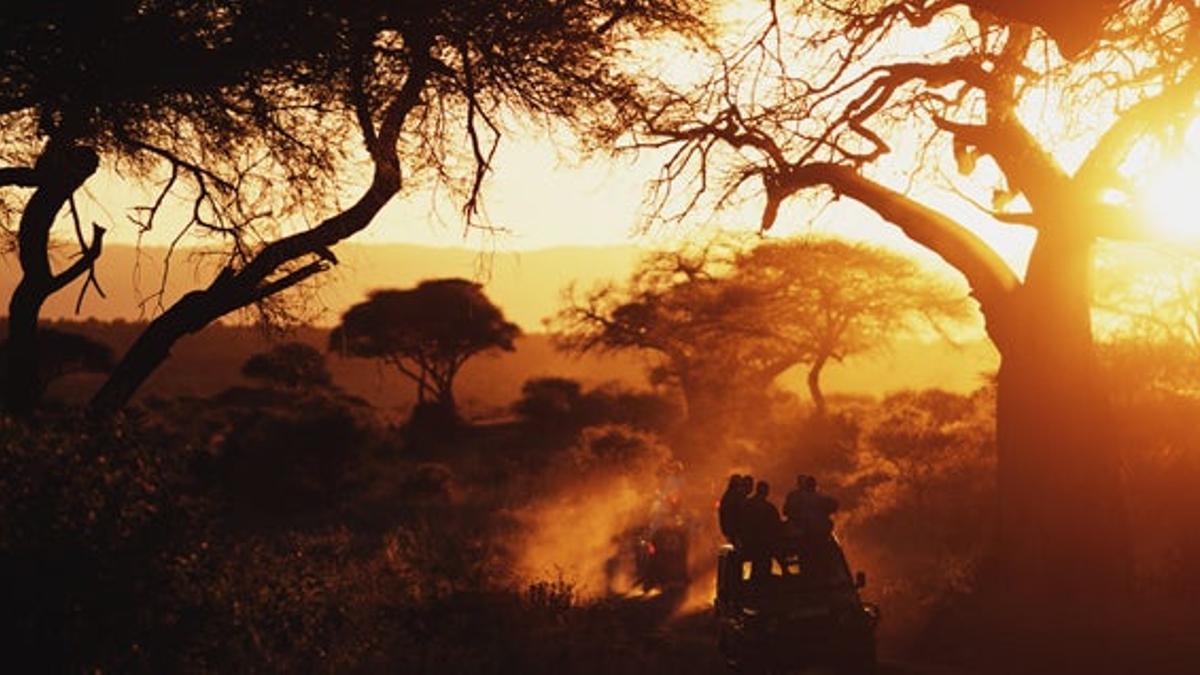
[719,473,752,547]
[781,473,810,564]
[743,480,783,584]
[783,475,834,531]
[784,475,839,578]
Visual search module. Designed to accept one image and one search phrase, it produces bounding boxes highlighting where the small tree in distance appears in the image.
[553,235,971,422]
[330,279,520,420]
[734,238,973,416]
[0,327,114,398]
[552,236,759,428]
[241,342,332,391]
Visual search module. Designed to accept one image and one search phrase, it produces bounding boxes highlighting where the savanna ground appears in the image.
[5,340,1200,674]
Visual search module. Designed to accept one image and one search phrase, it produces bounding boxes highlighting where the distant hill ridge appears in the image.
[36,319,649,419]
[0,242,646,331]
[33,317,996,420]
[5,242,997,416]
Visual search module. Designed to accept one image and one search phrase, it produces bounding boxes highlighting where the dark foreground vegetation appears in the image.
[3,344,1200,673]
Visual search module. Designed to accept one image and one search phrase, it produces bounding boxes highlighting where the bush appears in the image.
[0,415,209,672]
[210,389,381,520]
[515,377,680,435]
[241,341,333,390]
[838,388,997,640]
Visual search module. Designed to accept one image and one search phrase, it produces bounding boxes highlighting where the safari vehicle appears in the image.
[714,541,880,674]
[634,523,690,592]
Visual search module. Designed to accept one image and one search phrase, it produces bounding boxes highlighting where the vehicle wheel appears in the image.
[718,626,744,671]
[719,641,771,674]
[836,646,877,675]
[731,660,779,675]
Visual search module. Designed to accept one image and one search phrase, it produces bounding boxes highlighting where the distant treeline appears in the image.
[12,318,647,419]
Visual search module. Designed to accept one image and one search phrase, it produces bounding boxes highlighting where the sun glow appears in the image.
[1129,118,1200,243]
[1137,154,1200,242]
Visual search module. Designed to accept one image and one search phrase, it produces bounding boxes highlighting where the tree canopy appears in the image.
[554,235,970,420]
[242,341,333,391]
[330,279,520,416]
[622,0,1200,601]
[0,0,703,416]
[734,238,972,414]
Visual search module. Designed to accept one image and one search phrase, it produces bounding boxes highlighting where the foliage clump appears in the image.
[332,279,521,420]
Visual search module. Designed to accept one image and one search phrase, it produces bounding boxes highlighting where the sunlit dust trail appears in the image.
[512,471,658,596]
[509,426,682,597]
[675,567,717,617]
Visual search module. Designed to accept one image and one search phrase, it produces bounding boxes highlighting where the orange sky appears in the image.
[62,1,1200,297]
[67,3,1031,283]
[82,127,1039,284]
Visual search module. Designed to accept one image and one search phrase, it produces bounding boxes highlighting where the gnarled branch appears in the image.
[766,161,1019,344]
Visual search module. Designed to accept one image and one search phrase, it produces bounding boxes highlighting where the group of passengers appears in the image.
[718,473,840,583]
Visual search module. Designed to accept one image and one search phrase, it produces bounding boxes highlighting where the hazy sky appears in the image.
[356,128,1041,280]
[65,0,1200,289]
[68,1,1042,285]
[83,123,1038,279]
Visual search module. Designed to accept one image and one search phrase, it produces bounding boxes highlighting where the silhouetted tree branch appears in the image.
[624,0,1200,603]
[0,167,38,189]
[0,1,704,416]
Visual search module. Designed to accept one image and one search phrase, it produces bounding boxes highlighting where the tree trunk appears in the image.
[416,372,428,403]
[807,355,828,418]
[992,230,1128,619]
[435,386,457,419]
[88,285,224,416]
[88,51,432,417]
[4,141,99,416]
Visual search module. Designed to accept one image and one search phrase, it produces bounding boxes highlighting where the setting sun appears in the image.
[1129,118,1200,242]
[1138,152,1200,242]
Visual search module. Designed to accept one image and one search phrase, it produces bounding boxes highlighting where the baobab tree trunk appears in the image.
[992,231,1128,617]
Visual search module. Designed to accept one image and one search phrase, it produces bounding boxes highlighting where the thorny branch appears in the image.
[632,0,1200,321]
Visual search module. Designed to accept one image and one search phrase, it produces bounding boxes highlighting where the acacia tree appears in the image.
[553,237,761,426]
[0,1,700,417]
[330,279,520,417]
[734,238,970,416]
[554,236,967,421]
[630,1,1200,600]
[0,0,350,415]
